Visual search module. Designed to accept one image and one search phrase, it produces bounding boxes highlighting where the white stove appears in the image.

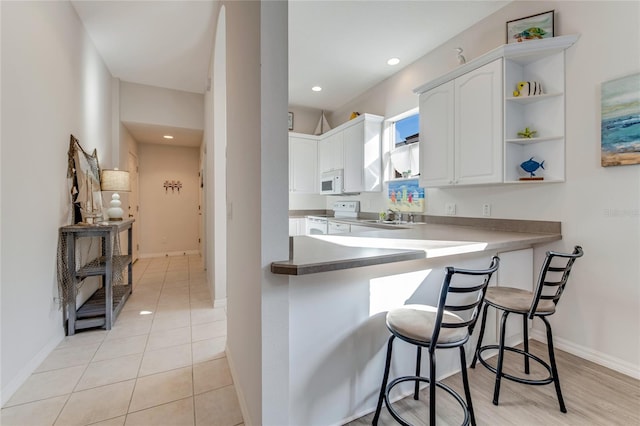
[332,201,360,219]
[305,201,360,235]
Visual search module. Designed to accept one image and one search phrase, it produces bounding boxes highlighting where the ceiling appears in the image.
[72,0,509,145]
[289,1,509,111]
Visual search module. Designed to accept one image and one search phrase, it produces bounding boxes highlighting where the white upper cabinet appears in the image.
[415,34,579,187]
[455,58,503,185]
[319,131,343,174]
[289,133,318,193]
[419,80,455,186]
[342,115,384,192]
[419,59,502,187]
[318,113,383,193]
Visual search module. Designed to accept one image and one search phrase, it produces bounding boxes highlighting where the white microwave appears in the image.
[320,169,343,195]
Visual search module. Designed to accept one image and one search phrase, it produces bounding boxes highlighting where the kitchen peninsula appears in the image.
[272,216,560,275]
[271,217,561,425]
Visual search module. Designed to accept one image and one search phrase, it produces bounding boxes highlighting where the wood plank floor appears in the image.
[346,340,640,425]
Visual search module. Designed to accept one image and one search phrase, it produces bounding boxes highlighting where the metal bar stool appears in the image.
[471,246,583,413]
[373,257,500,426]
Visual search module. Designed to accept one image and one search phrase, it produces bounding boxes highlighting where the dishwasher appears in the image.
[328,221,351,234]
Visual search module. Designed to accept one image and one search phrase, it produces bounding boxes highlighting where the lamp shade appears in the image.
[100,169,130,192]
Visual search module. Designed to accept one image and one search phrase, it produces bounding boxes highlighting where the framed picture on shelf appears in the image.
[288,112,294,131]
[506,10,554,44]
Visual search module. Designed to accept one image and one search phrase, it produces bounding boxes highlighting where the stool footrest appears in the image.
[476,345,554,386]
[385,375,470,426]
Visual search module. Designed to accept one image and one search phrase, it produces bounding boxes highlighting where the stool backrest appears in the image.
[529,245,584,318]
[432,256,500,348]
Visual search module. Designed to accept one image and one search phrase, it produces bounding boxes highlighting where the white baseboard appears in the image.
[138,250,199,259]
[225,345,252,426]
[531,329,640,379]
[213,298,227,308]
[1,331,65,407]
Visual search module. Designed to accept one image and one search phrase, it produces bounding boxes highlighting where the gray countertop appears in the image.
[271,218,562,275]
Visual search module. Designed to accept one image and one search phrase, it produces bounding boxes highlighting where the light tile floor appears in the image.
[1,255,244,426]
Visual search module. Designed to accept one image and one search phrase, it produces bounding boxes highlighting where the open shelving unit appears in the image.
[503,35,579,183]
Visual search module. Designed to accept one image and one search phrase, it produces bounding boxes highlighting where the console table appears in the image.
[59,219,134,335]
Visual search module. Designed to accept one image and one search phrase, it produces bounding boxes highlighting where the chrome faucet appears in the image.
[387,209,401,224]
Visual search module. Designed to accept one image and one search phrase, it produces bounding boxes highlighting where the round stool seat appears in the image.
[485,287,556,314]
[387,304,468,344]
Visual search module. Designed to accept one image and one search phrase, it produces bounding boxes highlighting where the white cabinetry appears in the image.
[418,59,502,187]
[328,221,350,234]
[289,133,318,193]
[455,59,503,185]
[318,114,383,192]
[342,115,384,192]
[319,131,343,174]
[415,35,578,188]
[288,218,305,236]
[349,224,378,233]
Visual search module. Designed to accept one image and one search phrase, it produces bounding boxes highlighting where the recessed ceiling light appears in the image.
[163,135,174,139]
[311,86,322,92]
[387,57,400,66]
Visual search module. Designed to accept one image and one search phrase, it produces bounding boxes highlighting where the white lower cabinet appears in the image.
[349,224,379,233]
[288,218,305,236]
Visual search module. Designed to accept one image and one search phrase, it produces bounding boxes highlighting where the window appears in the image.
[388,111,419,179]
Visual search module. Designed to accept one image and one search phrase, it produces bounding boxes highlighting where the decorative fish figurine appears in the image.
[520,157,545,177]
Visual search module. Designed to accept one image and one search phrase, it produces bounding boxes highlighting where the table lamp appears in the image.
[100,168,130,221]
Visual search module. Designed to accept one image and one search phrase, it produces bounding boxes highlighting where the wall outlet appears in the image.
[482,203,491,217]
[446,203,456,215]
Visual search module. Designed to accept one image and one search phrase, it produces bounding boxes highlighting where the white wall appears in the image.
[326,1,640,376]
[222,1,289,424]
[288,104,323,134]
[212,5,227,307]
[120,81,204,130]
[0,1,114,403]
[260,3,290,425]
[224,1,263,424]
[137,143,200,257]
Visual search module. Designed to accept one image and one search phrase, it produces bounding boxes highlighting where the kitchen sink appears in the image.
[359,219,425,226]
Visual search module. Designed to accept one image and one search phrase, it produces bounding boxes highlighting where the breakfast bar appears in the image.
[272,217,561,275]
[271,217,561,425]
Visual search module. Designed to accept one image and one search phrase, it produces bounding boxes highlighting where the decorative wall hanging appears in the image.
[164,180,183,193]
[506,10,554,44]
[67,135,103,224]
[387,179,425,213]
[601,72,640,167]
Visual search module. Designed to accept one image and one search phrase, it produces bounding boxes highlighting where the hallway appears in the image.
[1,256,244,426]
